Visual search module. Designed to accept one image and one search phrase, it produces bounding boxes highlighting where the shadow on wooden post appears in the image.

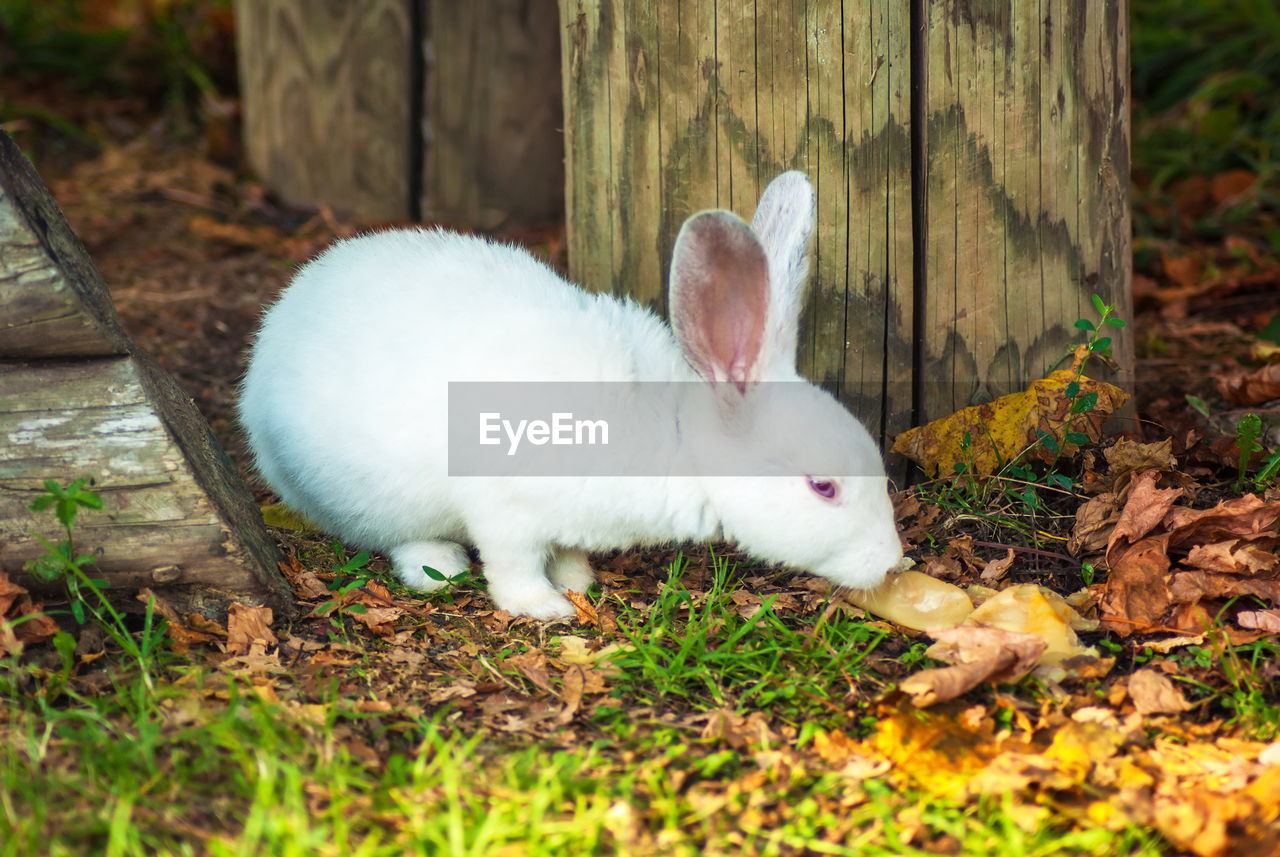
[559,0,1133,473]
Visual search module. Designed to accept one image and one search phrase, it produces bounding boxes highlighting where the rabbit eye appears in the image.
[806,476,838,500]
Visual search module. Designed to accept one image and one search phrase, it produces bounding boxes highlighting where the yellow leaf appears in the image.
[891,370,1129,478]
[261,501,317,532]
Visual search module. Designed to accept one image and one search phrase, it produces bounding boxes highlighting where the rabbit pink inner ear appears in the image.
[669,212,769,391]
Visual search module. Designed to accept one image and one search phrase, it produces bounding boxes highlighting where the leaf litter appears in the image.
[3,101,1278,857]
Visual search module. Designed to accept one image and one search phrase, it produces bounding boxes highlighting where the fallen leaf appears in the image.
[553,665,586,725]
[1103,438,1179,490]
[226,602,276,656]
[1106,471,1185,561]
[979,549,1017,583]
[900,625,1046,707]
[1099,536,1173,636]
[1142,634,1206,653]
[0,570,58,654]
[349,606,402,638]
[260,501,316,532]
[1237,609,1280,634]
[565,589,599,626]
[278,554,328,600]
[1210,168,1257,204]
[1069,492,1122,555]
[891,370,1128,478]
[1216,362,1280,406]
[844,571,973,631]
[136,588,218,653]
[507,650,554,694]
[965,585,1098,666]
[1129,669,1194,715]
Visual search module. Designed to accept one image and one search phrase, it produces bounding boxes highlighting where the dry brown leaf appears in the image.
[278,555,328,600]
[1211,168,1257,203]
[1165,495,1280,547]
[1217,362,1280,406]
[1168,570,1280,605]
[565,589,599,626]
[891,370,1128,478]
[1099,536,1173,636]
[697,709,779,749]
[1103,438,1178,489]
[507,650,554,694]
[1106,471,1185,562]
[553,665,586,726]
[136,588,219,653]
[349,606,402,638]
[0,571,58,654]
[1069,492,1122,555]
[226,602,276,656]
[1128,669,1194,715]
[979,549,1017,583]
[1237,609,1280,634]
[1187,538,1280,575]
[900,625,1046,707]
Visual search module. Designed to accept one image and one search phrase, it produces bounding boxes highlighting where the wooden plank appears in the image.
[1,355,292,617]
[918,0,1132,422]
[560,2,914,441]
[234,0,415,220]
[0,131,131,359]
[425,0,564,228]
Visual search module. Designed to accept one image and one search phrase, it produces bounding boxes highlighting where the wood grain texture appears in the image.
[559,0,914,442]
[919,0,1132,419]
[0,131,131,359]
[0,355,292,617]
[425,0,564,228]
[234,0,415,220]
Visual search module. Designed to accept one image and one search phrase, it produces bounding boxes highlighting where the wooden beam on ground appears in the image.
[0,131,291,618]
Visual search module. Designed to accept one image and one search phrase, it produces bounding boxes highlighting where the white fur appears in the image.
[239,172,904,619]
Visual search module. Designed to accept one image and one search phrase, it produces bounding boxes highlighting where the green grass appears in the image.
[599,553,893,730]
[0,662,1166,857]
[1,551,1176,856]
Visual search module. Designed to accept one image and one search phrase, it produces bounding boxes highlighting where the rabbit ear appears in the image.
[669,211,770,393]
[750,171,815,375]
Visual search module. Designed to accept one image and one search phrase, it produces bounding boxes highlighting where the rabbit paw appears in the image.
[489,584,576,621]
[391,541,471,591]
[549,549,596,593]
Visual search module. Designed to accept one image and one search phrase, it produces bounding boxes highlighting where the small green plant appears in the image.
[1234,413,1280,492]
[1236,413,1264,492]
[24,479,165,691]
[1080,562,1097,587]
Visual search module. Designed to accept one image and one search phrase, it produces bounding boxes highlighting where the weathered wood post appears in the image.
[0,132,291,617]
[234,0,565,228]
[559,0,1132,447]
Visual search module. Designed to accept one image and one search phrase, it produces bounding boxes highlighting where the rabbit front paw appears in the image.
[489,584,576,621]
[391,541,472,591]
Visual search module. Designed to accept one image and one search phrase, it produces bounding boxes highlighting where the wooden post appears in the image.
[559,0,915,444]
[0,132,292,618]
[559,1,1132,445]
[234,0,565,227]
[234,0,418,221]
[919,0,1132,419]
[425,0,564,228]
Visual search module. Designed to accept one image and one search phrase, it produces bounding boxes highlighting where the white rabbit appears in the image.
[239,172,904,619]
